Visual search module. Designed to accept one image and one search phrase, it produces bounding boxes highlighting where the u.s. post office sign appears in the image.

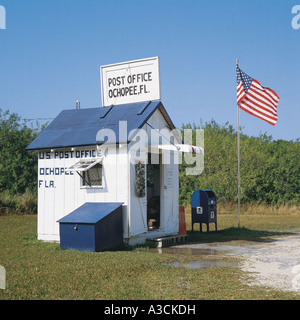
[100,57,161,107]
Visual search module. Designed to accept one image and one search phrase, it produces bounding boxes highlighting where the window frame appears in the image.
[66,158,103,188]
[81,162,103,188]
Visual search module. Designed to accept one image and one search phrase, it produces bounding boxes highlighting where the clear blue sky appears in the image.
[0,0,299,141]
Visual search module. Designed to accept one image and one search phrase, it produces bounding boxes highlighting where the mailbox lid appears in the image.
[57,202,123,224]
[191,189,208,208]
[203,189,217,200]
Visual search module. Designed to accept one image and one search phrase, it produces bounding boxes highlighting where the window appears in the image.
[82,163,102,187]
[66,158,103,187]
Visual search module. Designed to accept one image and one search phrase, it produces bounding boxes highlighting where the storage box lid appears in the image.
[57,202,123,224]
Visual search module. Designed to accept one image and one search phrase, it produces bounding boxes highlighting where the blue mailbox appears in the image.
[191,189,217,233]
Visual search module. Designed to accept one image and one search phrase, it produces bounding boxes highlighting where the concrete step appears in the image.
[147,234,188,248]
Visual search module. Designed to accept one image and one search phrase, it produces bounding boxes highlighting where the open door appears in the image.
[147,153,161,231]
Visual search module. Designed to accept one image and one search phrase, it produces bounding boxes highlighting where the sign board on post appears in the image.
[100,57,161,107]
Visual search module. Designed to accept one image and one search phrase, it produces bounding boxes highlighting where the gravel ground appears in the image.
[174,233,300,293]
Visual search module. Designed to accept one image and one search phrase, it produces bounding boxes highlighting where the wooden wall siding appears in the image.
[37,109,179,243]
[37,146,129,242]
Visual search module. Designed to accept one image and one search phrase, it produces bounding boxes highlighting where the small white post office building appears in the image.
[27,100,199,247]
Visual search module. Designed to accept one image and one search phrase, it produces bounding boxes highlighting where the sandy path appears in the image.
[175,234,300,292]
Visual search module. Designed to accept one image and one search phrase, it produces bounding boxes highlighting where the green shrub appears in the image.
[179,121,299,206]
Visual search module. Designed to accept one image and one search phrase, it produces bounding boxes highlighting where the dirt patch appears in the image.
[173,233,300,293]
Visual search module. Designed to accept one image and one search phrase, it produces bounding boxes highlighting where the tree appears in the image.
[179,120,300,206]
[0,109,39,194]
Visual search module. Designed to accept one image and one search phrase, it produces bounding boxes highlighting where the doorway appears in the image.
[147,153,161,231]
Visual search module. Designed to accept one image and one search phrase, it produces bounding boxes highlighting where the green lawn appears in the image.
[0,213,300,300]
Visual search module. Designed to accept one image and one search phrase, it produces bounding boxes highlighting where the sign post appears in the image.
[100,57,161,107]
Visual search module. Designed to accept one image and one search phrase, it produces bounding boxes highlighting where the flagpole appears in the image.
[236,58,241,228]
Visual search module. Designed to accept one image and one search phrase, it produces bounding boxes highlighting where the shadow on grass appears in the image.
[22,230,295,252]
[114,228,295,252]
[187,227,295,244]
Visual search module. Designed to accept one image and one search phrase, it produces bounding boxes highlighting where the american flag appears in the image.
[236,65,279,126]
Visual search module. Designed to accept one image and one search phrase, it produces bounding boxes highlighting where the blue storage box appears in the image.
[57,202,123,252]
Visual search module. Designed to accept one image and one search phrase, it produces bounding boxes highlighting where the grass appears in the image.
[217,203,300,216]
[0,210,300,300]
[185,206,300,243]
[0,190,37,215]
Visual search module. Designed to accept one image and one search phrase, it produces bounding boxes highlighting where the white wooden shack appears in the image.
[27,100,201,246]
